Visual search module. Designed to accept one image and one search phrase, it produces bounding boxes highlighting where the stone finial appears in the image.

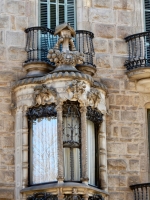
[47,23,84,72]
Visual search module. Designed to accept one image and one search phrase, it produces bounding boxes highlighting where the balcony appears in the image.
[130,183,150,200]
[24,26,96,77]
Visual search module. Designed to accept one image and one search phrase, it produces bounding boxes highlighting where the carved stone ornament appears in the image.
[34,84,57,106]
[87,88,101,108]
[47,23,84,69]
[86,106,103,124]
[66,80,86,99]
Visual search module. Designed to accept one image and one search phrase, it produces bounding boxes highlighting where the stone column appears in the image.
[22,105,28,188]
[56,102,64,183]
[99,113,108,191]
[80,105,89,184]
[15,106,23,200]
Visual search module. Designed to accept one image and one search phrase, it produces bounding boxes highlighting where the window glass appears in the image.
[30,117,58,184]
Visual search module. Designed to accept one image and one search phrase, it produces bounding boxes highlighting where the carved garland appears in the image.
[86,106,103,124]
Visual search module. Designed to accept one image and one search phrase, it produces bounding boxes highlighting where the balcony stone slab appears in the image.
[126,67,150,81]
[136,78,150,93]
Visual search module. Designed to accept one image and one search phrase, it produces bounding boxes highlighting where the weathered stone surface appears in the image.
[107,143,126,154]
[121,111,137,121]
[128,176,141,185]
[96,54,112,68]
[93,0,111,8]
[109,192,125,200]
[0,71,15,81]
[0,171,14,182]
[108,175,126,186]
[113,127,119,136]
[121,127,130,137]
[129,160,140,171]
[108,159,127,171]
[113,0,134,10]
[117,26,132,39]
[127,144,138,153]
[0,189,14,199]
[114,40,128,54]
[116,95,132,105]
[0,16,9,28]
[6,0,19,14]
[0,47,6,60]
[126,192,134,200]
[16,16,28,30]
[101,78,119,89]
[94,24,115,38]
[3,137,14,148]
[118,11,133,25]
[6,31,25,46]
[8,47,26,61]
[0,31,4,45]
[114,111,120,120]
[89,8,113,23]
[1,154,14,165]
[94,38,108,53]
[113,56,127,69]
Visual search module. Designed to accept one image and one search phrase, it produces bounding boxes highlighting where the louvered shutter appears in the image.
[145,0,150,61]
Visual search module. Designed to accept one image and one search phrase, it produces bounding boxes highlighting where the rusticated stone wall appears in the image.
[0,0,37,199]
[77,0,146,200]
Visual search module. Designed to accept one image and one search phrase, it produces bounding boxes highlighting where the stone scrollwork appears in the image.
[87,88,101,108]
[66,80,86,99]
[34,84,57,106]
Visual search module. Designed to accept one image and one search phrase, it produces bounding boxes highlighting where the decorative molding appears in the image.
[34,84,57,106]
[26,104,57,121]
[66,80,86,99]
[27,193,58,200]
[87,88,101,108]
[86,106,103,124]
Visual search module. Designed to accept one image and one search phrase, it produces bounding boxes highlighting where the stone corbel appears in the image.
[87,88,101,108]
[34,84,57,106]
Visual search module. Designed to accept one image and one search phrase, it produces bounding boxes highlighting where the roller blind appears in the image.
[39,0,76,30]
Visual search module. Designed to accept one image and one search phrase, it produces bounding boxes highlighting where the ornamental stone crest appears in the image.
[34,84,57,106]
[87,88,101,108]
[66,80,86,99]
[47,23,84,71]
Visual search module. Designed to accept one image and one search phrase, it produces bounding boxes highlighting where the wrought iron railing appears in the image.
[130,183,150,200]
[24,27,95,67]
[125,31,150,70]
[27,193,104,200]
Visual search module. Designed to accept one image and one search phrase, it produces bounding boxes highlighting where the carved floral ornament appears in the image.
[33,81,102,110]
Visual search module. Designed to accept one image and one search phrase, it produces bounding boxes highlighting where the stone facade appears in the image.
[0,0,147,200]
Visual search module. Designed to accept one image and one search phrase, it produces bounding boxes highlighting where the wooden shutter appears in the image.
[40,0,48,28]
[145,0,150,31]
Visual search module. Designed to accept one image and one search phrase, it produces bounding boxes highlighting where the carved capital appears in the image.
[87,88,101,108]
[34,84,57,106]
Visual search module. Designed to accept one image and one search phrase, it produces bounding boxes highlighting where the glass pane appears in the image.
[59,0,64,3]
[73,148,80,180]
[87,120,95,185]
[30,117,58,184]
[63,148,71,180]
[50,0,56,2]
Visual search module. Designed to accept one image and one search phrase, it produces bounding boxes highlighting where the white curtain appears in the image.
[87,119,95,185]
[30,117,58,184]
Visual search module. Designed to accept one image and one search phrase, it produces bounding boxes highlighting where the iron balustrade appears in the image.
[130,183,150,200]
[125,31,150,70]
[24,27,95,67]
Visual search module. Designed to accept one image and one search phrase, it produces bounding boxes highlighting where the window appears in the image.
[39,0,76,30]
[144,0,150,60]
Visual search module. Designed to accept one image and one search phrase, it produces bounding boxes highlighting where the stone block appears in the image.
[4,120,14,132]
[0,16,9,28]
[113,56,126,69]
[0,120,4,130]
[93,38,108,53]
[89,8,113,23]
[118,11,133,25]
[0,189,14,199]
[121,111,137,121]
[113,127,119,136]
[121,127,130,137]
[0,171,14,182]
[116,95,132,105]
[101,78,119,89]
[108,159,127,171]
[107,143,126,154]
[6,31,25,46]
[3,137,14,148]
[0,88,10,97]
[109,192,125,200]
[93,0,111,8]
[0,0,5,13]
[96,54,112,68]
[8,47,26,61]
[114,111,120,120]
[0,47,6,60]
[6,0,19,14]
[10,15,15,30]
[117,26,132,39]
[127,144,138,154]
[1,154,14,165]
[113,0,134,10]
[108,175,126,187]
[129,160,140,171]
[94,24,115,38]
[114,40,128,54]
[128,176,140,185]
[0,71,15,81]
[0,31,4,45]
